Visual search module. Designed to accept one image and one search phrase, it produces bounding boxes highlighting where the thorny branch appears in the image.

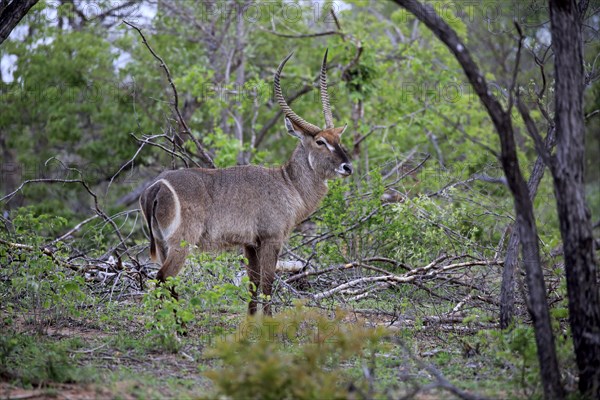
[0,177,128,253]
[123,20,215,169]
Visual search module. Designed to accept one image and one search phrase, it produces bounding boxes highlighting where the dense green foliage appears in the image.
[1,0,598,398]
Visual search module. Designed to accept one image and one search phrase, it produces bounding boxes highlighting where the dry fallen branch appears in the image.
[277,253,502,309]
[312,259,501,301]
[0,237,81,273]
[1,192,152,295]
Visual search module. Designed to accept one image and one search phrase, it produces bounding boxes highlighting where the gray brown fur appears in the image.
[139,52,352,315]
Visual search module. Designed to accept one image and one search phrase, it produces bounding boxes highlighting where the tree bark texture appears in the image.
[500,127,555,329]
[548,0,600,397]
[0,0,38,45]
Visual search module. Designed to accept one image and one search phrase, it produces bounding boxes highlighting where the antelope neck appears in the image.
[283,144,328,215]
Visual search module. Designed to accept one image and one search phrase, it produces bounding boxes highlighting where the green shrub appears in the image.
[204,304,386,400]
[0,332,90,386]
[142,251,250,352]
[142,277,189,353]
[1,209,88,332]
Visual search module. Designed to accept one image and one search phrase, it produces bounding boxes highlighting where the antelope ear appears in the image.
[334,124,348,137]
[284,117,303,139]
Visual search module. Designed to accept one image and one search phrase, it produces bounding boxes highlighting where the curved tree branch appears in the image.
[123,20,216,169]
[0,0,38,45]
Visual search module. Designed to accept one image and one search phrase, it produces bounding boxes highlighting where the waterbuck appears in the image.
[140,50,353,315]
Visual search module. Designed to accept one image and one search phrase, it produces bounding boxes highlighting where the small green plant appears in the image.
[204,304,386,400]
[0,332,90,386]
[142,277,189,353]
[474,325,568,398]
[142,253,251,352]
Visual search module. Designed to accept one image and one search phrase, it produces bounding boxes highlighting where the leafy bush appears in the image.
[142,251,250,352]
[1,209,88,332]
[204,304,386,400]
[142,277,189,353]
[0,333,90,386]
[472,317,577,397]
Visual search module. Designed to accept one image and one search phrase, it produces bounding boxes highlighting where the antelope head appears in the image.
[274,50,353,180]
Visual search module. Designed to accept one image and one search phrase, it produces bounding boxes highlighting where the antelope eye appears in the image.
[316,139,326,146]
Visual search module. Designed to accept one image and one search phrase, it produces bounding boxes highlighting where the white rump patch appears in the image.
[154,179,181,239]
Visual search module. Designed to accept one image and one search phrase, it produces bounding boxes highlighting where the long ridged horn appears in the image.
[274,52,322,135]
[320,49,334,129]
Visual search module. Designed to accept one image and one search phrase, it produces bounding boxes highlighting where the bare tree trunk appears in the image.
[234,4,246,165]
[392,1,564,398]
[495,119,564,400]
[0,0,38,44]
[500,227,520,328]
[548,0,600,396]
[500,128,555,329]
